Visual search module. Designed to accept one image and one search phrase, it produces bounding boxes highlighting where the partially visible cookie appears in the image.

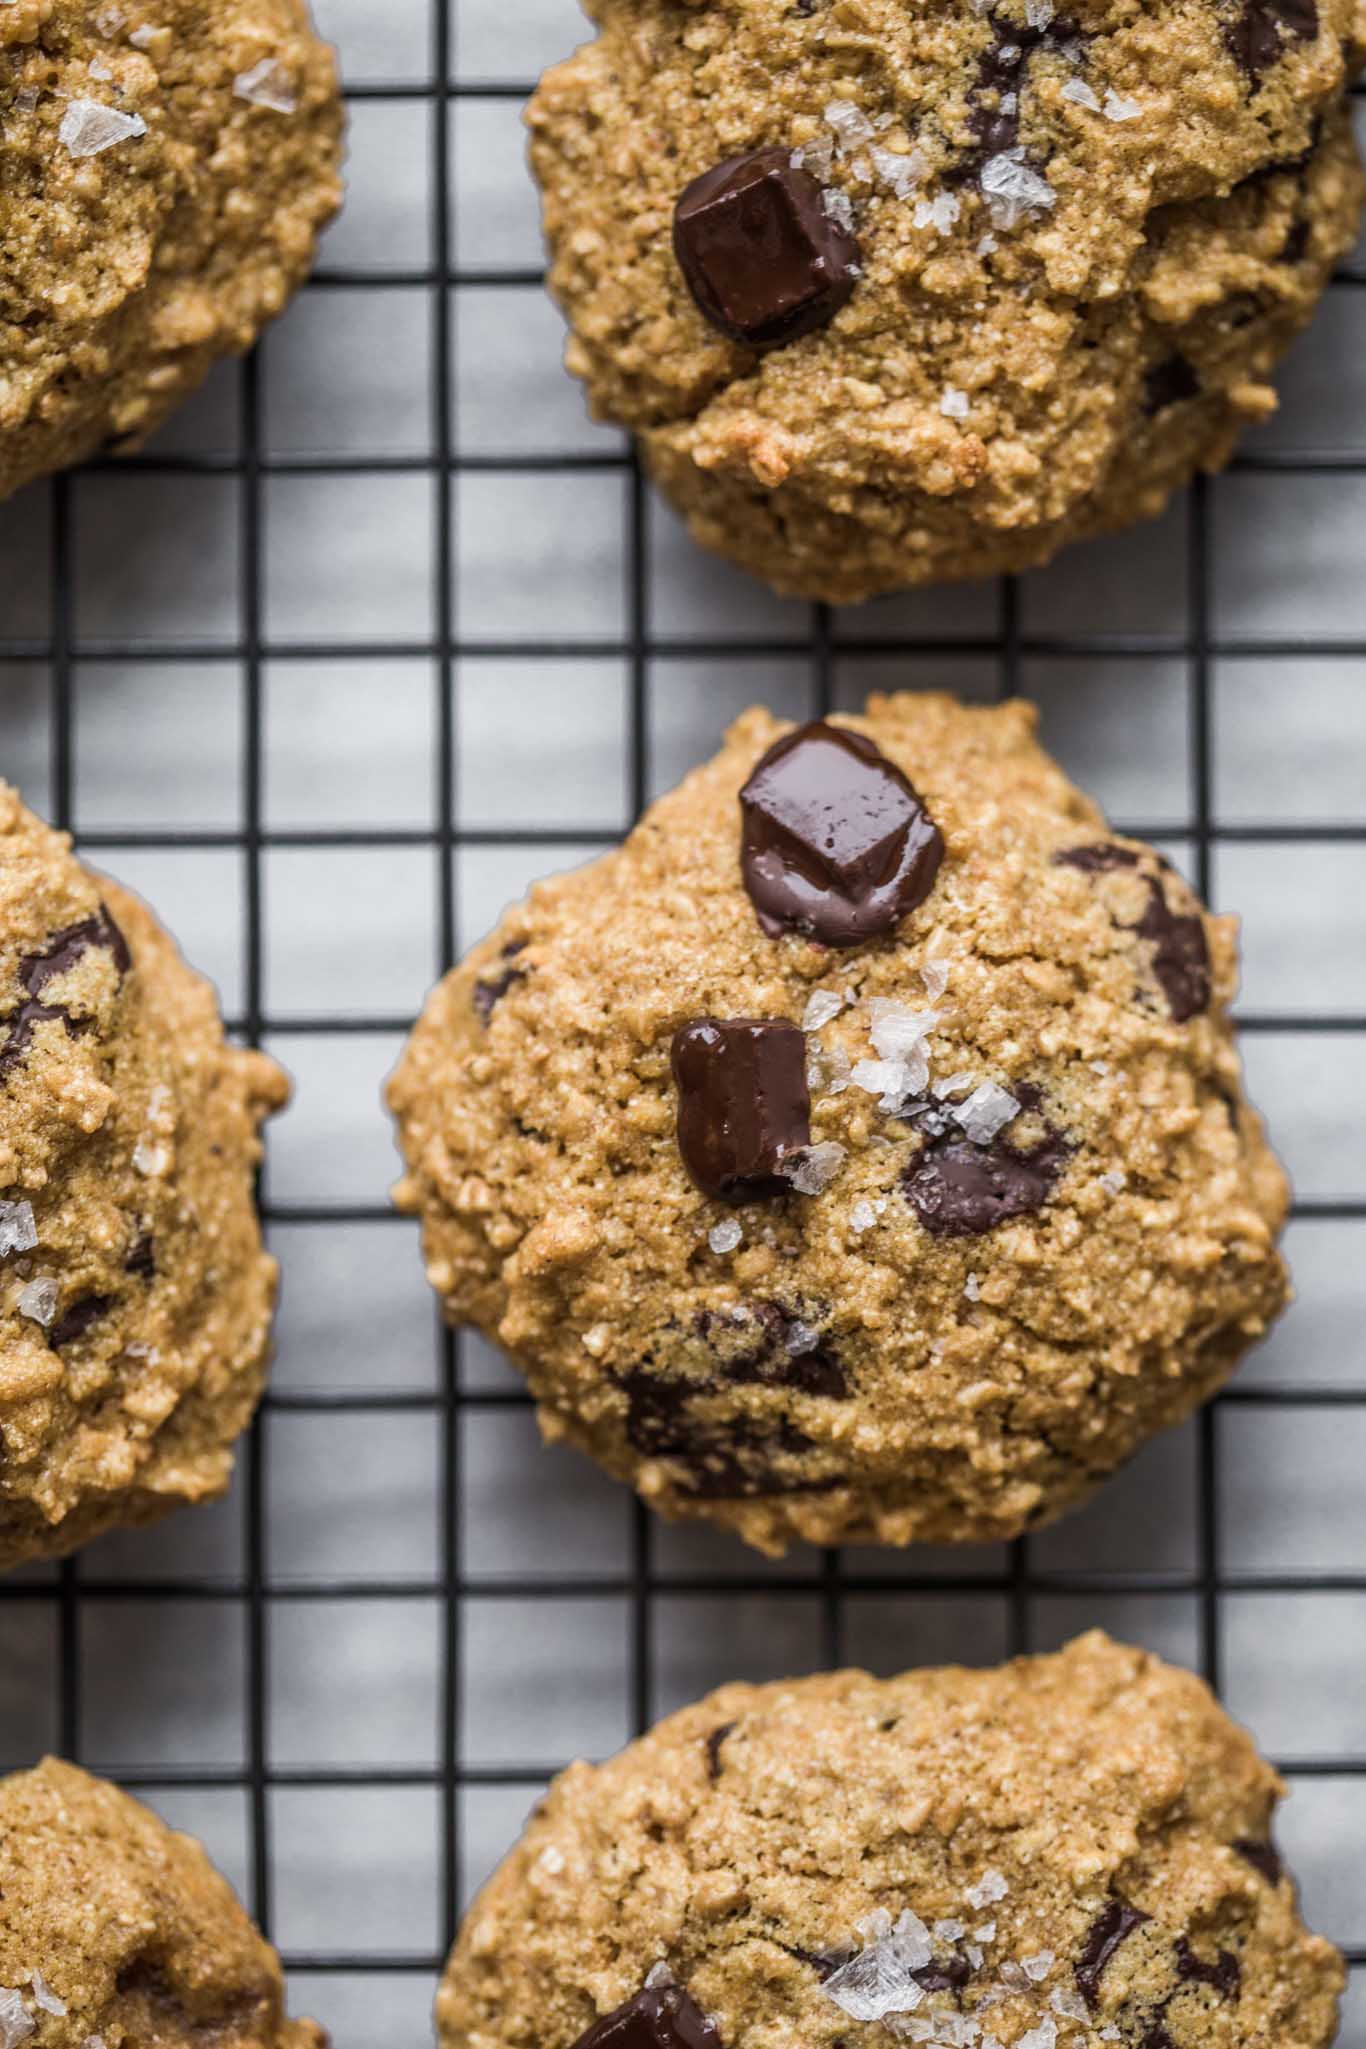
[0,784,289,1570]
[528,0,1364,598]
[0,1,343,502]
[389,692,1288,1556]
[0,1756,323,2048]
[437,1632,1342,2049]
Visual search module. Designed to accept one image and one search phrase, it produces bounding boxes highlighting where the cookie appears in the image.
[527,0,1364,600]
[388,692,1288,1556]
[0,1756,323,2047]
[0,0,343,503]
[0,784,289,1570]
[437,1632,1341,2049]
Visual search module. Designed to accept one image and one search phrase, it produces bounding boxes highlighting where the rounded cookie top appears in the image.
[0,784,289,1570]
[527,0,1364,595]
[438,1632,1342,2049]
[0,0,343,500]
[389,693,1288,1555]
[0,1756,323,2048]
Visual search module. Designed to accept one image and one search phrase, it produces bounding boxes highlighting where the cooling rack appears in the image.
[0,3,1364,2043]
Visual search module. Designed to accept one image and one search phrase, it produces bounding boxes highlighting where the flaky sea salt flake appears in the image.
[1103,90,1142,121]
[17,1277,58,1328]
[1022,1951,1054,1983]
[868,1000,938,1063]
[59,98,147,156]
[0,1991,34,2049]
[964,1272,981,1303]
[869,142,926,198]
[28,1977,65,2019]
[980,148,1055,229]
[1018,2020,1057,2049]
[823,1911,934,2023]
[913,190,960,235]
[708,1219,742,1256]
[233,56,297,113]
[956,1081,1020,1144]
[965,1868,1008,1909]
[1060,77,1100,109]
[941,387,970,420]
[89,57,113,80]
[792,133,836,177]
[783,1140,848,1196]
[849,1199,877,1235]
[973,1922,996,1943]
[1051,1988,1089,2021]
[966,1945,984,1969]
[803,988,845,1033]
[934,1920,967,1944]
[1099,1169,1127,1196]
[824,98,874,150]
[1025,0,1055,21]
[0,1201,38,1257]
[823,187,856,232]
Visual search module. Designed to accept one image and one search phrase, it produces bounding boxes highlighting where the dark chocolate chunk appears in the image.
[791,1945,855,1980]
[1076,1899,1150,2009]
[1280,216,1311,263]
[125,1233,156,1280]
[1233,1837,1283,1885]
[914,1956,971,1993]
[673,146,860,350]
[1133,878,1211,1022]
[740,721,944,948]
[1,905,132,1078]
[1054,843,1141,875]
[1141,2025,1178,2049]
[1226,0,1318,78]
[672,1018,810,1203]
[1143,356,1200,416]
[708,1301,849,1399]
[473,940,528,1024]
[1174,1938,1240,2001]
[573,1984,722,2049]
[904,1132,1069,1237]
[705,1722,736,1779]
[616,1368,835,1500]
[49,1293,114,1350]
[962,7,1086,169]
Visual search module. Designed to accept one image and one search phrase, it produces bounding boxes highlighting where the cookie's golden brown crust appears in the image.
[0,784,289,1570]
[438,1634,1343,2049]
[527,0,1364,598]
[389,694,1288,1555]
[0,1758,324,2048]
[0,0,343,501]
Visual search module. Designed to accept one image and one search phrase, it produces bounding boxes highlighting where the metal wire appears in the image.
[11,19,1366,2009]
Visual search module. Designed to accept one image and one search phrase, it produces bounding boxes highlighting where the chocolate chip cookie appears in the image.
[437,1631,1341,2049]
[388,692,1287,1556]
[527,0,1364,599]
[0,1757,323,2047]
[0,784,289,1570]
[0,0,343,502]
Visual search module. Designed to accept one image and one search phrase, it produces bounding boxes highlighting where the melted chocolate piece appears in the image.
[740,722,944,948]
[705,1301,849,1399]
[1226,0,1318,78]
[705,1722,736,1779]
[126,1233,156,1280]
[1,904,132,1078]
[914,1957,971,1993]
[1280,215,1311,263]
[473,940,528,1023]
[791,1945,855,1980]
[1055,843,1141,874]
[672,1019,810,1203]
[1076,1900,1150,2009]
[573,1986,722,2049]
[1174,1938,1240,2000]
[904,1132,1069,1237]
[1134,878,1211,1022]
[1143,356,1201,416]
[50,1293,114,1350]
[963,7,1085,168]
[674,146,860,350]
[616,1369,835,1500]
[1233,1837,1283,1885]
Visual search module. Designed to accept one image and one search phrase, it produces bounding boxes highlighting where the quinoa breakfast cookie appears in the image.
[527,0,1366,599]
[0,1757,324,2048]
[0,0,343,502]
[0,783,289,1570]
[388,692,1288,1556]
[437,1632,1341,2049]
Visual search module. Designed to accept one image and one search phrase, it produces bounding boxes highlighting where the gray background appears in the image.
[1,1,1364,2043]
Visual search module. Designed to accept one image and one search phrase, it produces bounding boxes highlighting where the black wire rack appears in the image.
[1,10,1365,2041]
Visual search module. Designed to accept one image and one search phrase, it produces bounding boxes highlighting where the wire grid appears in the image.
[0,2,1365,2042]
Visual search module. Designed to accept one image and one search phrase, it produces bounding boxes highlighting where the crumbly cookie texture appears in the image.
[527,0,1365,599]
[0,784,289,1570]
[389,692,1288,1556]
[0,0,343,502]
[437,1633,1342,2049]
[0,1757,324,2048]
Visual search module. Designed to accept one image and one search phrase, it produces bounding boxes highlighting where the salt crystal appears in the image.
[889,2020,936,2044]
[1025,0,1055,21]
[1060,77,1101,110]
[965,1869,1008,1910]
[84,2039,109,2049]
[128,24,157,46]
[956,1082,1020,1145]
[849,1199,877,1234]
[782,1141,847,1196]
[644,1962,673,1989]
[95,5,125,30]
[913,190,961,235]
[852,1057,912,1110]
[1022,1951,1054,1982]
[28,1976,65,2019]
[89,58,113,80]
[536,1844,565,1875]
[998,1961,1032,1991]
[964,1272,981,1303]
[792,134,836,177]
[981,2037,1004,2049]
[708,1219,742,1256]
[13,86,39,110]
[933,1071,975,1101]
[133,1137,169,1177]
[974,1922,997,1942]
[233,56,297,113]
[0,1201,38,1256]
[1090,1059,1110,1075]
[59,99,147,156]
[869,1000,938,1063]
[856,1910,894,1943]
[869,142,926,198]
[0,1991,34,2049]
[823,188,856,232]
[785,1319,822,1356]
[978,233,999,256]
[966,1945,984,1969]
[1018,2021,1057,2049]
[933,2019,980,2047]
[941,387,970,420]
[980,148,1055,230]
[823,1911,933,2022]
[1051,1989,1089,2021]
[824,98,874,150]
[1099,1169,1126,1196]
[1099,2030,1122,2042]
[920,960,950,1000]
[803,989,845,1033]
[17,1278,58,1328]
[933,1919,966,1943]
[1103,90,1142,121]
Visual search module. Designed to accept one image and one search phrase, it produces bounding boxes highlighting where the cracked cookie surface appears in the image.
[389,692,1288,1556]
[0,0,342,502]
[528,0,1365,598]
[0,1757,323,2048]
[0,784,288,1571]
[437,1632,1342,2049]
